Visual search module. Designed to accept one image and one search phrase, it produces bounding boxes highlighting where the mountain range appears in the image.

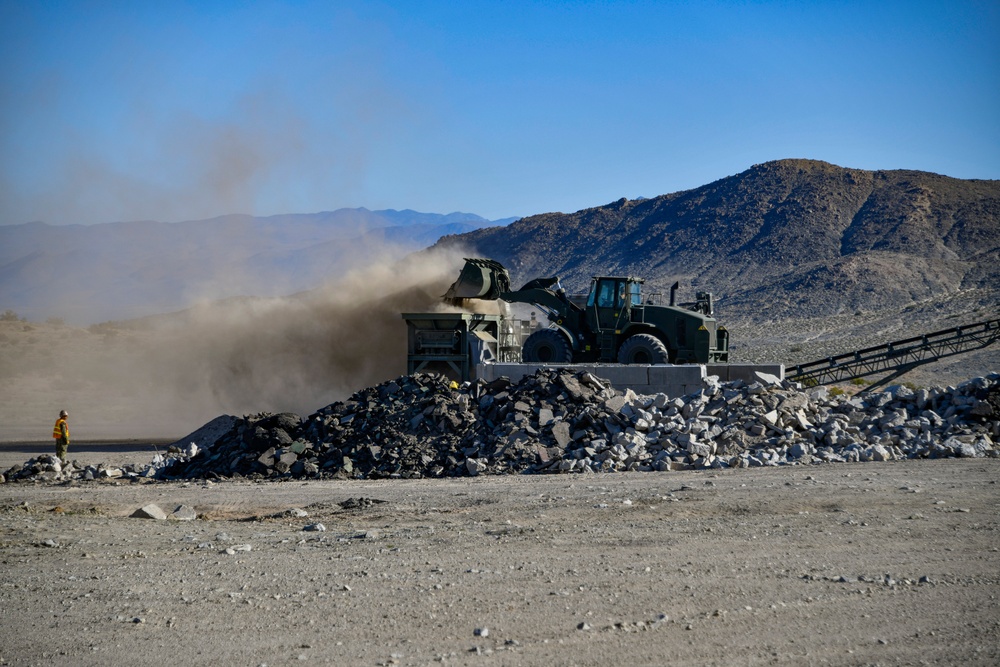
[0,209,516,325]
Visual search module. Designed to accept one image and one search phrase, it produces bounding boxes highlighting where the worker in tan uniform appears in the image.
[52,410,70,463]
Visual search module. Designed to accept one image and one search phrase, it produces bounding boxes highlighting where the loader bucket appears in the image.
[443,258,512,303]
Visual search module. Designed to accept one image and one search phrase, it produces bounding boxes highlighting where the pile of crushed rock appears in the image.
[3,369,998,484]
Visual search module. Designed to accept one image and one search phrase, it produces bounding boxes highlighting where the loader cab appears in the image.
[586,277,642,331]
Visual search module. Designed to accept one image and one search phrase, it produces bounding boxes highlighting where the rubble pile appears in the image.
[163,370,621,480]
[3,369,998,484]
[164,369,1000,479]
[0,454,152,484]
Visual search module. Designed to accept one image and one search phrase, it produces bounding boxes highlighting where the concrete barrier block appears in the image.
[648,365,706,386]
[645,384,690,398]
[680,383,703,397]
[478,362,784,392]
[708,364,785,383]
[478,363,575,384]
[582,365,649,387]
[477,363,528,382]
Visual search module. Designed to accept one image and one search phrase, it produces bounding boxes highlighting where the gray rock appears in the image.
[885,384,915,401]
[957,442,979,458]
[787,443,810,459]
[132,504,168,520]
[687,441,713,458]
[538,408,555,426]
[171,505,198,521]
[551,421,573,448]
[604,395,628,413]
[754,371,782,386]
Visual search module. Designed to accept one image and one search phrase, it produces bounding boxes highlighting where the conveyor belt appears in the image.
[788,317,1000,389]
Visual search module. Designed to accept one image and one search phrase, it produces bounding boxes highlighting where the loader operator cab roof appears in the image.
[587,277,643,309]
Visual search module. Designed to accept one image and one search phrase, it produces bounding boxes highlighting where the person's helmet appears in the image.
[59,410,68,418]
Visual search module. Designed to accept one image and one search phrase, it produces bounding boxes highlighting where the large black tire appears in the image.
[521,329,573,363]
[617,333,670,364]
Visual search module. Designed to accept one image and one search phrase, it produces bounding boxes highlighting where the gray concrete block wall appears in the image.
[476,363,785,398]
[707,363,785,382]
[581,365,650,387]
[647,364,706,397]
[648,365,705,384]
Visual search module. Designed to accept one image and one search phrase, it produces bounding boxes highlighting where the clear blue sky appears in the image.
[1,0,997,225]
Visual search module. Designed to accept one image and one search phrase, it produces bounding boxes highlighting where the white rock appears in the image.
[131,504,167,520]
[466,458,487,476]
[754,371,782,386]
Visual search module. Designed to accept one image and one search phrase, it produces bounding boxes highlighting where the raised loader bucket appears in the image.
[443,258,512,303]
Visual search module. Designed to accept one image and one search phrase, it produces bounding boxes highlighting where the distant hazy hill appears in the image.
[436,159,1000,320]
[0,209,514,325]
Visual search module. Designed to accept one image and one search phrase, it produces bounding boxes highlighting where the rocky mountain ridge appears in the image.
[436,159,999,321]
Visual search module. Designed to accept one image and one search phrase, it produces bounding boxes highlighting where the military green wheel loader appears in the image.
[444,258,728,364]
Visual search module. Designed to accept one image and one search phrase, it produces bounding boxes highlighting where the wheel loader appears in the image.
[444,258,728,364]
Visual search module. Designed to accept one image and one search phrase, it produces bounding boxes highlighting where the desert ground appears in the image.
[1,452,997,667]
[2,303,998,666]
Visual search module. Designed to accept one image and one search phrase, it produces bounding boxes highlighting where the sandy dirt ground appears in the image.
[1,452,997,667]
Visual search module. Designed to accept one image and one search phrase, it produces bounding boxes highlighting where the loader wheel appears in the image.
[521,329,573,363]
[617,333,669,364]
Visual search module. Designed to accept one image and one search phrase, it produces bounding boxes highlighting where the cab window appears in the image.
[597,281,616,308]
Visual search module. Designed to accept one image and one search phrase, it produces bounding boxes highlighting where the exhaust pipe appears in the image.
[669,281,679,307]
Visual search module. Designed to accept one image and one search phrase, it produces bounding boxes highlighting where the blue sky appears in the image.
[1,0,997,225]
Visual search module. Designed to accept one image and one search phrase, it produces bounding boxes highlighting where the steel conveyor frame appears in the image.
[788,318,1000,390]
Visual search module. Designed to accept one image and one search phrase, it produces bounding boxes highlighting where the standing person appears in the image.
[52,410,70,463]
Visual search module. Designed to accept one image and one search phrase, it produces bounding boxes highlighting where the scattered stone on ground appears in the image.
[2,457,996,666]
[131,503,167,520]
[171,504,198,521]
[3,369,998,484]
[339,497,388,510]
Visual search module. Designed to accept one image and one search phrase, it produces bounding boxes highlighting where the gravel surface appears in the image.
[1,458,997,666]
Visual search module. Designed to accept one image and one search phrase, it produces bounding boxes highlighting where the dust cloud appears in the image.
[0,247,505,440]
[133,247,498,434]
